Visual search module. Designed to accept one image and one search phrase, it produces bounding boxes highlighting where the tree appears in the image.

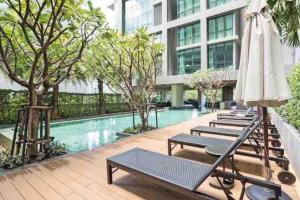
[82,57,106,115]
[0,0,104,105]
[51,64,90,119]
[267,0,300,47]
[0,0,104,156]
[189,69,229,112]
[87,28,163,131]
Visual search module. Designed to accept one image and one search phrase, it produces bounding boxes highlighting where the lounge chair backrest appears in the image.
[245,107,251,114]
[192,114,262,190]
[235,115,262,150]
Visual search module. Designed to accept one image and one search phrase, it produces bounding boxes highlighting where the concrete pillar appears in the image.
[171,84,184,107]
[200,0,208,70]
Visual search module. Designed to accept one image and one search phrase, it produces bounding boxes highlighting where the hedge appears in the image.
[0,90,129,125]
[277,64,300,131]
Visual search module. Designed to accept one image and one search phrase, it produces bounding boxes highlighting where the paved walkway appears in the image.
[0,112,298,200]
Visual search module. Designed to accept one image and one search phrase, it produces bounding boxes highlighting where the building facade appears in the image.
[111,0,297,107]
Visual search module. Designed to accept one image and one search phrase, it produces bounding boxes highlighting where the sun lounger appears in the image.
[217,115,255,121]
[190,125,284,155]
[209,119,252,127]
[107,124,283,199]
[168,117,261,157]
[191,126,244,137]
[230,108,256,115]
[169,116,294,185]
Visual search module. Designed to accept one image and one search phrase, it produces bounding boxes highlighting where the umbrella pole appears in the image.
[246,107,293,200]
[262,107,272,180]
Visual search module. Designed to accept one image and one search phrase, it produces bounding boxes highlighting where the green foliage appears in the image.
[87,28,164,130]
[0,0,104,105]
[189,69,228,111]
[44,141,68,158]
[0,150,23,169]
[277,64,300,130]
[123,124,156,134]
[0,90,129,125]
[267,0,300,47]
[38,141,68,160]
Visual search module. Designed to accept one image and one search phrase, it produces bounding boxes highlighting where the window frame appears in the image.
[208,41,233,69]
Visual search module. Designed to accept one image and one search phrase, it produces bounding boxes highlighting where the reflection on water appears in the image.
[87,131,99,150]
[192,109,199,118]
[51,109,205,152]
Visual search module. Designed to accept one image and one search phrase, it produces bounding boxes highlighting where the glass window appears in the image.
[177,22,201,47]
[154,32,162,43]
[125,0,153,33]
[208,14,233,40]
[177,47,201,75]
[208,0,232,9]
[176,0,200,18]
[208,42,233,69]
[154,3,162,26]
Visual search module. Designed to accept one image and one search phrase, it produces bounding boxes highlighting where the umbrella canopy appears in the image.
[234,0,292,107]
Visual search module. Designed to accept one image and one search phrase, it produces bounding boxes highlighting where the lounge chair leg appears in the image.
[168,141,172,156]
[180,144,184,149]
[107,160,113,184]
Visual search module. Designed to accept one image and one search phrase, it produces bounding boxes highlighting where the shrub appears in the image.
[36,141,68,161]
[277,64,300,131]
[123,124,156,134]
[0,150,23,169]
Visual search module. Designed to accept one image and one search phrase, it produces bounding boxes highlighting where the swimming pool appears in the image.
[51,108,205,152]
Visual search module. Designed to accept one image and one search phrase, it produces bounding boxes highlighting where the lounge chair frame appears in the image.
[107,122,282,200]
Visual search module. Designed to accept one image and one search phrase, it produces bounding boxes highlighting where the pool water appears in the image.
[51,109,204,152]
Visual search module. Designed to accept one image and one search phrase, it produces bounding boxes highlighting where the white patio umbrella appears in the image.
[234,0,293,199]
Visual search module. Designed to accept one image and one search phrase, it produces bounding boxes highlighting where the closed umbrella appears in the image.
[234,0,293,199]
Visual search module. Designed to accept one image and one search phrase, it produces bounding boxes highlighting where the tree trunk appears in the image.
[27,87,39,158]
[51,85,60,119]
[98,78,105,115]
[211,94,217,112]
[197,89,202,111]
[138,107,147,132]
[211,101,215,112]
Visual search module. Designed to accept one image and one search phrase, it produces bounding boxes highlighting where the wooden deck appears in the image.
[0,112,298,200]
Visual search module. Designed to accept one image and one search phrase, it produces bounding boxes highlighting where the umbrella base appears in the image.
[246,185,292,200]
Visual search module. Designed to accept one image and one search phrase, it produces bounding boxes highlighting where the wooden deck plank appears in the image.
[37,164,104,200]
[29,166,74,197]
[0,111,298,200]
[20,169,65,200]
[65,193,85,200]
[6,172,45,200]
[0,176,24,200]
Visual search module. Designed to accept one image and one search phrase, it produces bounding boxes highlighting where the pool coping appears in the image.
[0,107,172,129]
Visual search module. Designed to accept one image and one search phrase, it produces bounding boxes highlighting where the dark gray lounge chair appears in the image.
[217,115,255,121]
[169,116,294,185]
[191,126,244,137]
[107,131,282,199]
[209,119,252,127]
[190,125,284,156]
[168,117,261,157]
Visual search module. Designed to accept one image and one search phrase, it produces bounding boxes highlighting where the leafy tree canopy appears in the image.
[86,27,164,129]
[0,0,105,104]
[267,0,300,47]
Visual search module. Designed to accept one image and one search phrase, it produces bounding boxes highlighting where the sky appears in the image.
[90,0,116,28]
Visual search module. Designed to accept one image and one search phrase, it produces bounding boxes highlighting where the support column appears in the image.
[171,84,184,107]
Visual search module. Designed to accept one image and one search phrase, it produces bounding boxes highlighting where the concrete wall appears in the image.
[0,73,113,94]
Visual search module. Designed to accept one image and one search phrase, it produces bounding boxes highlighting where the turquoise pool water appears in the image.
[51,109,204,152]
